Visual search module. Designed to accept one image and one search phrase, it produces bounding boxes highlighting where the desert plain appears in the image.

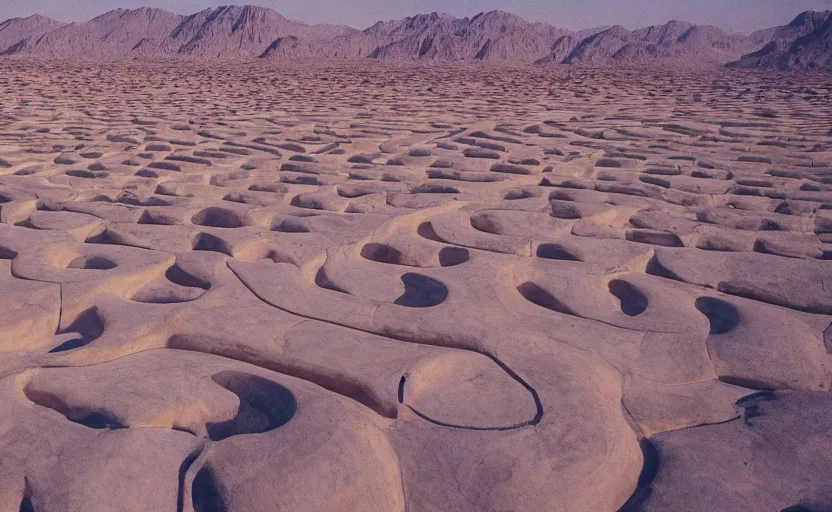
[0,60,830,511]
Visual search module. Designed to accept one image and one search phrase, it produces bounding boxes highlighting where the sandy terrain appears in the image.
[0,61,830,511]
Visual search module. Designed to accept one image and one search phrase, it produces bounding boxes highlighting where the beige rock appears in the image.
[0,61,830,512]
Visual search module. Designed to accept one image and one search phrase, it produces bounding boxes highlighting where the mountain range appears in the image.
[0,6,830,70]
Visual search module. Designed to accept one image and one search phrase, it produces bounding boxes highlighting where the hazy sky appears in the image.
[2,0,830,33]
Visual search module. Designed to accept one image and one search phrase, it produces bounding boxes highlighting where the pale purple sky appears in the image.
[2,0,830,33]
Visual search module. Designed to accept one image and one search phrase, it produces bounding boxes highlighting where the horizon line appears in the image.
[2,4,822,36]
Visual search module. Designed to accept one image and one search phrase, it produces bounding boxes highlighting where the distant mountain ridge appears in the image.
[0,14,65,55]
[0,6,830,70]
[560,21,759,66]
[728,10,832,71]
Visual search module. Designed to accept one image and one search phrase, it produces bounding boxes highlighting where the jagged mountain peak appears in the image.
[468,10,539,32]
[788,10,832,28]
[471,10,525,22]
[601,25,633,37]
[0,13,63,27]
[633,20,694,41]
[18,14,60,24]
[89,7,181,24]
